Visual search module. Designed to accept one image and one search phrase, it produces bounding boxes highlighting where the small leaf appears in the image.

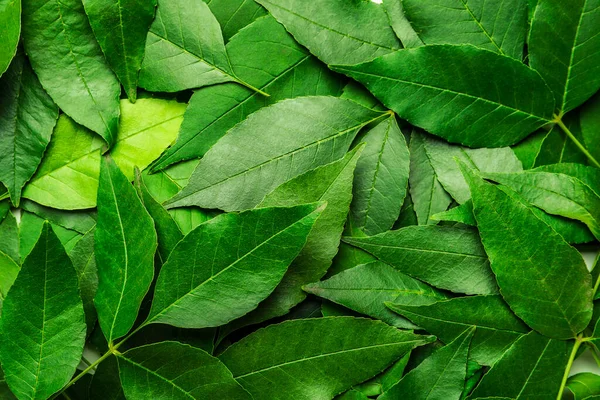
[219,317,435,400]
[0,251,19,310]
[567,373,600,400]
[0,0,20,76]
[580,92,600,162]
[95,155,157,343]
[0,223,86,400]
[117,341,251,399]
[333,45,555,147]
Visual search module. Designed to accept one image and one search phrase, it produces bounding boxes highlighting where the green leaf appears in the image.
[226,147,362,331]
[89,356,126,400]
[304,261,449,329]
[68,227,98,332]
[354,352,412,396]
[468,331,568,399]
[117,341,251,399]
[0,0,20,76]
[151,15,344,170]
[22,0,120,146]
[380,328,473,400]
[23,98,186,209]
[165,96,387,211]
[204,0,266,41]
[19,211,83,260]
[337,390,369,400]
[0,251,19,310]
[0,211,19,264]
[408,130,453,225]
[350,116,410,235]
[340,81,385,110]
[403,0,528,59]
[528,0,600,114]
[220,317,435,400]
[581,92,600,162]
[332,45,555,148]
[83,0,157,102]
[533,163,600,194]
[387,295,530,366]
[139,0,256,93]
[0,223,86,400]
[344,225,498,295]
[461,164,593,339]
[95,155,157,343]
[381,0,423,48]
[327,242,377,277]
[0,368,17,400]
[146,203,323,328]
[20,199,97,234]
[255,0,401,65]
[0,51,58,206]
[567,373,600,400]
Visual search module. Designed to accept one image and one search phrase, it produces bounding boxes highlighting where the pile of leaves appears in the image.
[1,0,600,398]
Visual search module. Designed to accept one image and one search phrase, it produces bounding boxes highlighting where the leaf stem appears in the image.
[556,334,584,400]
[0,192,9,202]
[554,115,600,168]
[236,78,270,97]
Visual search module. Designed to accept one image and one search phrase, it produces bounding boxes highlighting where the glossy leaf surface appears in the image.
[0,0,20,76]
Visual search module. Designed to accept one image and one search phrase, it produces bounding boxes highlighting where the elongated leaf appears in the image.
[0,211,19,264]
[528,0,600,113]
[20,200,97,234]
[380,328,473,400]
[304,261,449,329]
[146,203,323,328]
[165,97,387,211]
[567,373,600,399]
[83,0,157,102]
[90,356,125,400]
[204,0,266,41]
[387,295,530,366]
[468,331,568,399]
[403,0,527,59]
[152,15,344,170]
[461,164,593,338]
[0,223,86,400]
[0,0,20,76]
[409,130,453,225]
[0,51,58,206]
[534,163,600,194]
[381,0,423,48]
[227,148,362,330]
[344,225,497,295]
[95,156,157,343]
[256,0,401,65]
[139,0,252,93]
[581,92,600,162]
[22,0,120,145]
[327,242,377,277]
[117,341,251,399]
[69,227,98,331]
[220,317,435,400]
[0,251,19,310]
[333,45,554,147]
[350,116,409,235]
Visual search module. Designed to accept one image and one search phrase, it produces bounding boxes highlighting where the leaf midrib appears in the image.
[118,356,195,399]
[347,240,487,259]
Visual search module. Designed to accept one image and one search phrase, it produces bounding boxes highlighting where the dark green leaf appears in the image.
[333,45,554,147]
[0,0,20,76]
[0,251,19,311]
[327,242,377,277]
[68,227,98,332]
[0,211,19,264]
[567,373,600,400]
[204,0,266,41]
[354,352,412,396]
[580,92,600,163]
[89,356,126,400]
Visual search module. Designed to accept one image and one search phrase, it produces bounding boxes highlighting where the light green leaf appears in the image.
[83,0,157,102]
[0,251,19,310]
[0,223,86,400]
[333,45,555,147]
[22,0,120,145]
[94,156,157,343]
[19,211,82,261]
[344,225,498,295]
[165,96,387,211]
[220,317,435,400]
[146,203,323,328]
[567,373,600,400]
[0,0,20,76]
[203,0,266,41]
[381,0,423,48]
[20,199,97,234]
[117,341,251,400]
[461,163,593,339]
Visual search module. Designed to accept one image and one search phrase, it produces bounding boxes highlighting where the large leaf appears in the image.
[94,156,157,343]
[403,0,528,59]
[0,0,20,76]
[408,130,453,225]
[83,0,157,102]
[0,51,58,206]
[468,331,568,399]
[461,164,593,339]
[139,0,258,93]
[387,295,530,366]
[528,0,600,114]
[145,203,323,329]
[204,0,266,41]
[380,328,473,400]
[255,0,401,65]
[0,223,86,400]
[350,116,410,235]
[165,96,387,211]
[117,342,251,399]
[344,225,498,295]
[23,98,186,209]
[151,15,344,170]
[226,148,361,331]
[219,317,435,400]
[304,261,450,329]
[22,0,120,145]
[333,45,555,147]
